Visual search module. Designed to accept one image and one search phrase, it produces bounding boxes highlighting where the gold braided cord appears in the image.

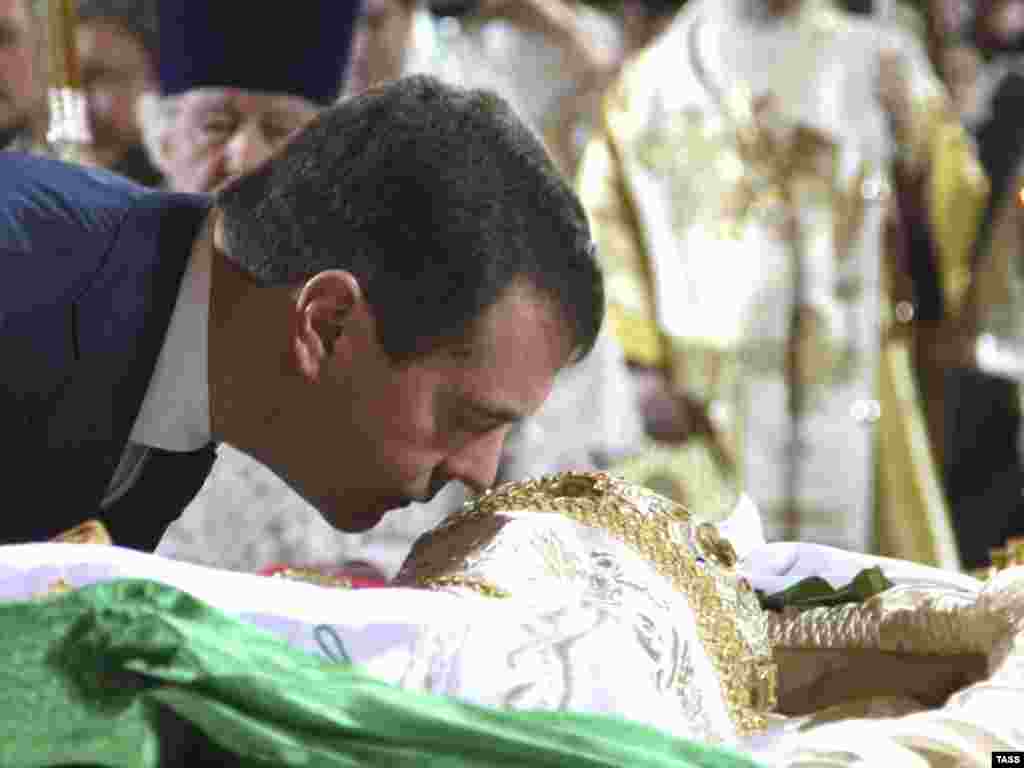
[268,568,353,590]
[420,575,511,599]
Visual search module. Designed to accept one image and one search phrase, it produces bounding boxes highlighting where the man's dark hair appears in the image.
[216,75,604,364]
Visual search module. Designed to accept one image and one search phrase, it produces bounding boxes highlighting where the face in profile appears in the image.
[283,284,574,534]
[0,0,41,145]
[160,88,321,193]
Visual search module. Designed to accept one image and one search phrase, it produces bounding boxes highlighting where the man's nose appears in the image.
[440,428,509,495]
[224,123,272,178]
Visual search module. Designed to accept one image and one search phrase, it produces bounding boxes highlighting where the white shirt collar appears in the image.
[128,239,212,451]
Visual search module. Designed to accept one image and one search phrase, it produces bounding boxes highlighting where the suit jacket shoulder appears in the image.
[0,152,150,316]
[0,152,214,546]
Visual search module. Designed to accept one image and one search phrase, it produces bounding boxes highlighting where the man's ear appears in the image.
[293,270,363,382]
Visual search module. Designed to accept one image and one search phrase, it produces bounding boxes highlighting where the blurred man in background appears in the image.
[579,0,988,567]
[138,2,350,194]
[345,0,621,179]
[75,0,162,184]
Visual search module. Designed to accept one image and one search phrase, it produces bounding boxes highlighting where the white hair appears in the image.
[135,90,180,176]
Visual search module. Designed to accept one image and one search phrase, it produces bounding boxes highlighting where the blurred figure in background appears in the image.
[345,0,621,179]
[963,0,1024,224]
[840,0,927,36]
[0,0,47,152]
[578,0,988,565]
[957,153,1024,567]
[138,3,348,194]
[944,0,1024,568]
[75,0,162,185]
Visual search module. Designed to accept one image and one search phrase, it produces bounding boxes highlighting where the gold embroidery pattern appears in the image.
[420,574,511,599]
[765,585,983,656]
[632,103,865,400]
[268,568,353,590]
[399,472,776,734]
[51,519,113,546]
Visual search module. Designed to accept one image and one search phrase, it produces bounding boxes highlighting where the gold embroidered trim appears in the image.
[269,568,353,590]
[420,574,511,599]
[409,471,776,733]
[51,519,113,546]
[35,578,75,601]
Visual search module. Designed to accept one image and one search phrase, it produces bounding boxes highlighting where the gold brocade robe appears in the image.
[396,472,777,743]
[578,0,987,566]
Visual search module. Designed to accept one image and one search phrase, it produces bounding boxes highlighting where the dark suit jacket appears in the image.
[1,152,216,549]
